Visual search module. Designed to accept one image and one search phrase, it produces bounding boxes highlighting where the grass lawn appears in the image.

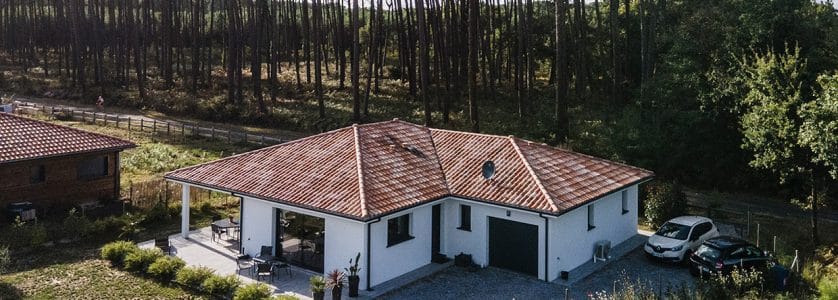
[0,242,205,300]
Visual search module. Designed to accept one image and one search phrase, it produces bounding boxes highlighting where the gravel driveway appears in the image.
[380,247,695,300]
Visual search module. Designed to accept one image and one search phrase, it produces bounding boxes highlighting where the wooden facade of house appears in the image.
[0,113,135,212]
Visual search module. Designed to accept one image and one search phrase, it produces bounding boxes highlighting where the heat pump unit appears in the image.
[593,240,611,263]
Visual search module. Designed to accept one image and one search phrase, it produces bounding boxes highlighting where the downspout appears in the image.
[238,196,244,254]
[366,217,381,291]
[539,213,549,282]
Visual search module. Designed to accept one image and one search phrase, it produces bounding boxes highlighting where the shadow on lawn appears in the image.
[0,280,23,300]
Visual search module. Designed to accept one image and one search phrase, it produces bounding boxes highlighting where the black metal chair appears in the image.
[260,245,273,257]
[255,262,274,282]
[211,224,226,242]
[154,237,172,255]
[236,254,253,276]
[273,256,292,278]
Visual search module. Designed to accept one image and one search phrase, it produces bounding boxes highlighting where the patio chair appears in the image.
[273,256,292,278]
[236,254,253,277]
[260,245,273,257]
[211,224,226,242]
[154,237,172,255]
[255,262,274,282]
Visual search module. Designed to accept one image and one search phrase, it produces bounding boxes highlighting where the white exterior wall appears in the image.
[238,183,640,287]
[240,196,368,288]
[548,185,639,281]
[441,196,548,280]
[368,204,433,286]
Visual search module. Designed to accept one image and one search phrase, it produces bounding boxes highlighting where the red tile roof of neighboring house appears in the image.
[166,120,653,220]
[0,112,136,164]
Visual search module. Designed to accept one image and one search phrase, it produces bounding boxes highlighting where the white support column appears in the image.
[181,184,191,238]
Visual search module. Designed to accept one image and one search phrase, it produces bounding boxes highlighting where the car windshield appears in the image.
[654,222,691,240]
[695,244,722,261]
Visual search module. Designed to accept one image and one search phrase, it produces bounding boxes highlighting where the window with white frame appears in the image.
[621,190,629,214]
[587,204,596,231]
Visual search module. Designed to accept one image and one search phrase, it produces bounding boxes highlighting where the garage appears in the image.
[488,217,539,276]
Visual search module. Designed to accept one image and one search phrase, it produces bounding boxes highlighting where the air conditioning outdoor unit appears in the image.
[593,240,611,263]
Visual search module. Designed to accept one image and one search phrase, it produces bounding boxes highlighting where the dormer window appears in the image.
[482,161,496,179]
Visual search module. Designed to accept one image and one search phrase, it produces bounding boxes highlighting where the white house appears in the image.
[165,120,653,290]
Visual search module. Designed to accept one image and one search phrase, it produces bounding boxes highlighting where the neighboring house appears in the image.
[0,112,136,212]
[165,120,653,290]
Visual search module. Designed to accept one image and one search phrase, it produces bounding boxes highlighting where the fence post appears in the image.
[261,135,265,145]
[756,223,760,247]
[181,123,185,139]
[140,119,144,132]
[773,236,776,253]
[211,127,216,138]
[228,129,232,142]
[116,115,120,128]
[93,112,96,124]
[128,116,132,131]
[153,120,157,134]
[244,132,248,144]
[747,208,751,238]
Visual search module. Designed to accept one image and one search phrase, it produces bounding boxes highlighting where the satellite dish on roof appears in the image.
[482,161,496,180]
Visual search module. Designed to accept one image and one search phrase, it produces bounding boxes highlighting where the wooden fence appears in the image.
[16,102,285,146]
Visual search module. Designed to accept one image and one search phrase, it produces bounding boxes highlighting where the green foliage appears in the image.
[121,143,194,174]
[233,283,272,300]
[100,240,139,267]
[119,213,146,240]
[800,74,838,180]
[345,252,361,277]
[643,181,687,228]
[59,208,92,240]
[201,274,240,297]
[147,256,186,283]
[124,248,164,274]
[309,275,326,293]
[273,295,300,300]
[819,274,838,300]
[737,46,807,182]
[175,266,215,290]
[696,267,765,299]
[28,223,48,248]
[0,244,9,274]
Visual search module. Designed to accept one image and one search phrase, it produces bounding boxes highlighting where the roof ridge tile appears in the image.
[509,136,559,212]
[352,124,369,218]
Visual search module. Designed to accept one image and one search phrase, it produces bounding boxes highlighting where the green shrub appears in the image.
[28,223,48,248]
[176,266,215,290]
[233,283,272,300]
[60,208,92,240]
[202,274,240,297]
[90,216,126,239]
[124,248,164,274]
[643,181,687,228]
[147,256,186,283]
[0,244,10,273]
[273,295,300,300]
[100,240,139,267]
[819,275,838,300]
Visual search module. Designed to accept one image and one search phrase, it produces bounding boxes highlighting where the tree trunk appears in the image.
[467,0,479,132]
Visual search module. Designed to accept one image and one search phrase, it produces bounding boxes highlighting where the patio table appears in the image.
[212,219,240,241]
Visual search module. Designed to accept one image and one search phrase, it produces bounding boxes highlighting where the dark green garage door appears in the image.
[488,217,538,276]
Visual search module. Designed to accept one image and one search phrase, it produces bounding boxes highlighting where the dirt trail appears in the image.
[2,92,310,141]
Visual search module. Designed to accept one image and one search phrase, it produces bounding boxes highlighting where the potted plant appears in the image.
[310,275,326,300]
[344,253,361,297]
[326,269,346,300]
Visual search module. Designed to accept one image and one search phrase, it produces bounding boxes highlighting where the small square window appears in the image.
[387,214,413,247]
[458,205,471,231]
[621,190,629,215]
[587,204,596,231]
[30,165,45,184]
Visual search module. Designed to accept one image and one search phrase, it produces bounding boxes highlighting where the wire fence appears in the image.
[14,102,286,146]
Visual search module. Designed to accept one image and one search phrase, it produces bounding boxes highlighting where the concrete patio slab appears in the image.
[139,227,329,299]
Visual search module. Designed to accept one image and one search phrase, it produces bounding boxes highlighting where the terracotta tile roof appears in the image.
[166,120,654,220]
[0,112,136,164]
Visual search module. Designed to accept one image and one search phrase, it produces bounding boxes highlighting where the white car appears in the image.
[644,216,720,263]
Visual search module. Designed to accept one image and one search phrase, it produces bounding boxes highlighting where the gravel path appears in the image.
[380,247,695,300]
